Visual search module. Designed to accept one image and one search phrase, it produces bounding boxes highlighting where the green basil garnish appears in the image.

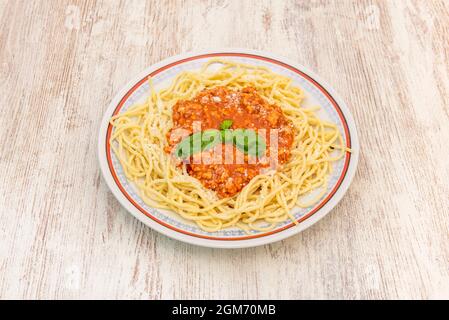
[174,124,266,159]
[233,129,266,157]
[221,129,234,143]
[220,119,233,130]
[175,129,221,159]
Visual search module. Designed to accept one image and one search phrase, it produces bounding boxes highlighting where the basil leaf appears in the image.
[220,119,233,130]
[220,129,234,143]
[247,133,266,157]
[175,132,202,158]
[174,127,266,159]
[200,129,221,151]
[234,129,256,151]
[175,129,221,159]
[233,129,266,157]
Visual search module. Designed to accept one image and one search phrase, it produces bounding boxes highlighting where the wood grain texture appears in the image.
[0,0,448,299]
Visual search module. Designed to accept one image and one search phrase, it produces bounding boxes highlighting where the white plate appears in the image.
[98,49,359,248]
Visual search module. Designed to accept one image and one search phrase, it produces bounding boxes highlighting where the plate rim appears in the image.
[98,48,360,249]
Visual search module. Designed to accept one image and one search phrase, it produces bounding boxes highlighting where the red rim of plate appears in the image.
[106,53,351,241]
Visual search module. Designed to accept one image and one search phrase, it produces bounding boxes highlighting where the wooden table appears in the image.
[1,0,448,299]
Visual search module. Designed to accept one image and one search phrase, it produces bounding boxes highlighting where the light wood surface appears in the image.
[0,0,448,300]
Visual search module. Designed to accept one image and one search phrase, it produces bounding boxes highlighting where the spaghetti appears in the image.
[109,59,350,233]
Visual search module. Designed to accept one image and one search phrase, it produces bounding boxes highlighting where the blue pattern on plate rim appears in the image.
[110,56,347,237]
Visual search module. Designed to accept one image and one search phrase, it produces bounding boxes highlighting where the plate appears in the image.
[98,49,359,248]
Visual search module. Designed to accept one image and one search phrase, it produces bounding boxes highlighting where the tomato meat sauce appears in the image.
[166,86,295,198]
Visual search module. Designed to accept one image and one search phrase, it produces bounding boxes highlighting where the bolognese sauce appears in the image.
[166,86,294,198]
